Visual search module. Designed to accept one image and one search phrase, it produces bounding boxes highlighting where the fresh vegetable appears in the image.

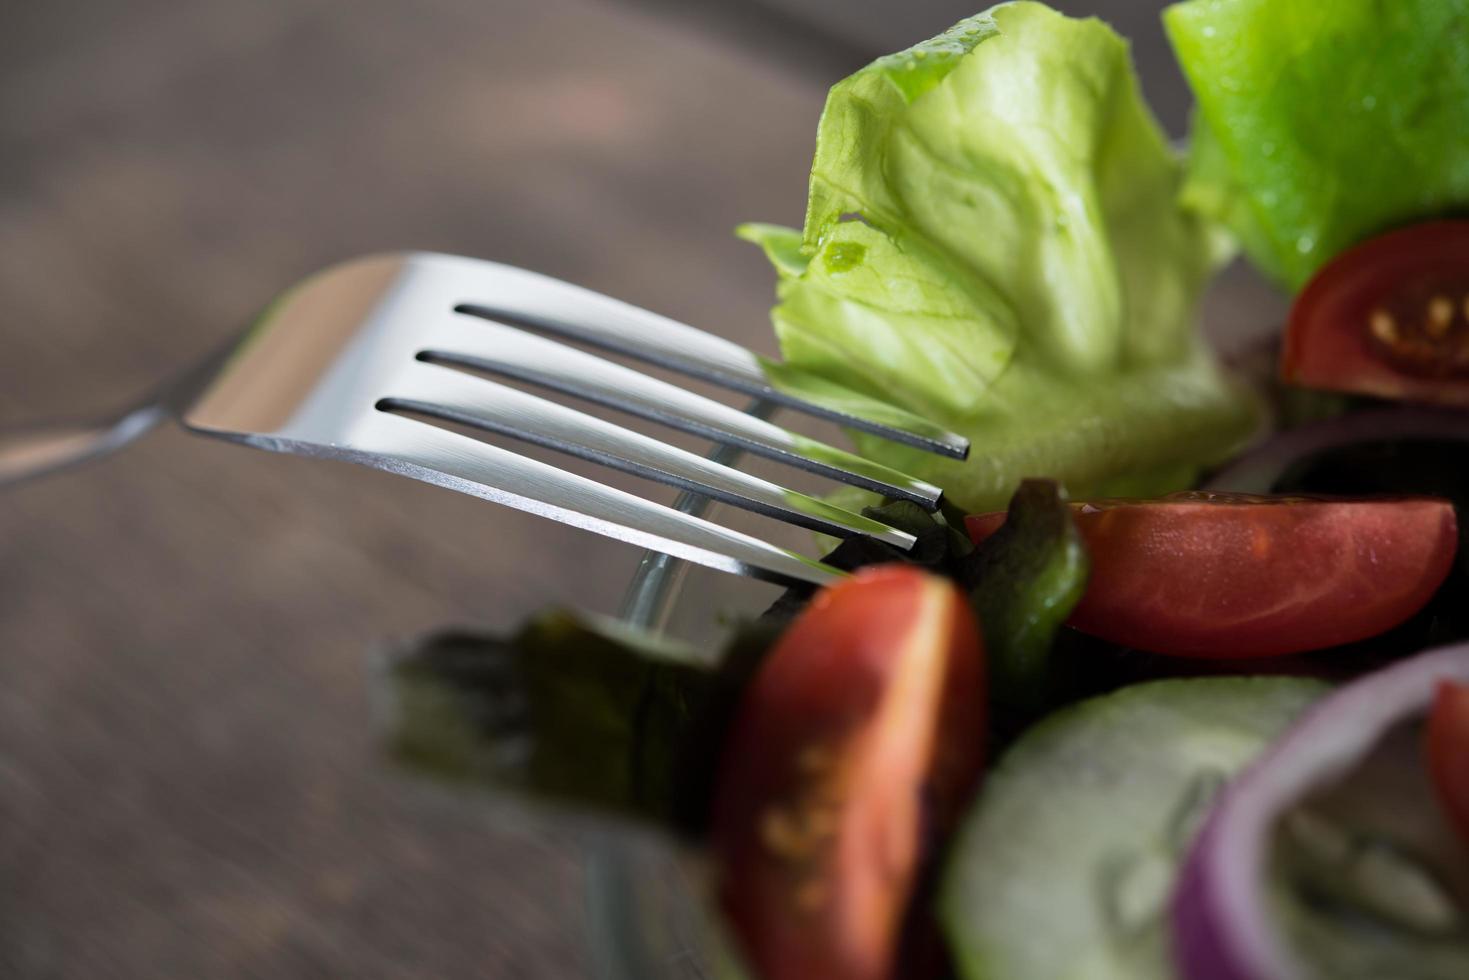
[772,483,1087,725]
[1428,680,1469,845]
[1281,221,1469,406]
[1173,643,1469,980]
[712,566,986,980]
[942,677,1326,980]
[743,2,1255,513]
[1268,437,1469,650]
[1204,408,1469,495]
[967,493,1459,658]
[386,611,763,834]
[761,499,976,630]
[1168,0,1469,292]
[959,479,1088,716]
[377,7,1469,980]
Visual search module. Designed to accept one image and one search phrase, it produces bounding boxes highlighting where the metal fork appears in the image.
[0,253,967,586]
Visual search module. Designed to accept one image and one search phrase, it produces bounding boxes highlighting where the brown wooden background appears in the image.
[0,2,1281,976]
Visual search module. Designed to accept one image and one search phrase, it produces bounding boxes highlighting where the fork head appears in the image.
[182,253,966,587]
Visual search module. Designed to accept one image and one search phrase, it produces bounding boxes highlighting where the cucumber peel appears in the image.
[941,677,1327,980]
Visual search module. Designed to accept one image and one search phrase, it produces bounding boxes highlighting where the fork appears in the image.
[0,253,967,586]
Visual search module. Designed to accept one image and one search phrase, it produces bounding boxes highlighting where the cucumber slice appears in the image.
[940,677,1327,980]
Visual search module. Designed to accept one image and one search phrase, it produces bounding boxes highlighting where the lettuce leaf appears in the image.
[744,2,1255,513]
[1167,0,1469,290]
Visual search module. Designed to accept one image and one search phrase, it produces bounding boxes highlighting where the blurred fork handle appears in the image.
[0,337,237,488]
[0,401,167,487]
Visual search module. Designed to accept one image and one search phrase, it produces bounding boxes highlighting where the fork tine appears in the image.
[379,361,918,549]
[435,256,970,459]
[415,314,944,509]
[338,410,845,587]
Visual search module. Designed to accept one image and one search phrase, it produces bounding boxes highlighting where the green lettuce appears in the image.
[743,2,1255,513]
[1167,0,1469,290]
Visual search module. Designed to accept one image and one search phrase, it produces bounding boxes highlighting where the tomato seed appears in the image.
[1370,308,1399,343]
[1427,295,1454,338]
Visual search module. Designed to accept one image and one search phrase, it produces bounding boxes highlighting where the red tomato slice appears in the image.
[1283,220,1469,406]
[1427,680,1469,846]
[1421,681,1469,852]
[711,566,986,980]
[966,492,1457,658]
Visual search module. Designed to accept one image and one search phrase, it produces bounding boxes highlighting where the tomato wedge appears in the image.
[711,566,986,980]
[1427,680,1469,846]
[1282,220,1469,406]
[966,492,1457,658]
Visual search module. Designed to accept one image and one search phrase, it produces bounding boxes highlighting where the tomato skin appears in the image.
[711,566,986,980]
[1427,680,1469,846]
[967,493,1458,658]
[1282,220,1469,407]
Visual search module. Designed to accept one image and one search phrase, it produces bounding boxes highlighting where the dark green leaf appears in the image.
[386,611,757,836]
[760,498,972,630]
[959,479,1090,720]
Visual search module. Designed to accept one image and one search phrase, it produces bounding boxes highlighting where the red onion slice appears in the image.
[1205,408,1469,493]
[1170,642,1469,980]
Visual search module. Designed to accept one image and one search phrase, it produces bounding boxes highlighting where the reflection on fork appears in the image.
[0,253,967,586]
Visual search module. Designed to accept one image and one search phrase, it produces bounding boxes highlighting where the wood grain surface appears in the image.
[0,2,826,976]
[0,2,1282,977]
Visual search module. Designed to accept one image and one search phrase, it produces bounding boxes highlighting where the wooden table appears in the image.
[0,2,1282,975]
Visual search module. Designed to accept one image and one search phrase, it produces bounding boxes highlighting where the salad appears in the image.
[385,3,1469,979]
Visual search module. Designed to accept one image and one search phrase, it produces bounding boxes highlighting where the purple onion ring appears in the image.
[1205,408,1469,493]
[1170,642,1469,980]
